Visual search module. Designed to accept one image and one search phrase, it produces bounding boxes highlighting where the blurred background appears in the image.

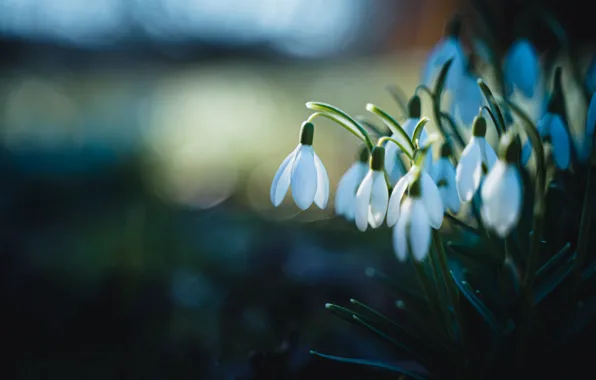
[0,0,593,378]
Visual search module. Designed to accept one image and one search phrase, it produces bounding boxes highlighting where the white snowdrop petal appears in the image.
[456,76,484,126]
[456,139,482,202]
[313,152,330,209]
[386,172,411,227]
[481,138,498,170]
[368,171,389,228]
[409,200,432,261]
[291,146,317,210]
[394,199,412,262]
[355,170,374,231]
[550,115,570,170]
[481,162,522,237]
[270,146,299,206]
[504,40,539,98]
[421,170,444,229]
[335,163,365,218]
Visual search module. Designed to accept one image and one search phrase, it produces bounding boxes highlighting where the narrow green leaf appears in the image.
[534,253,576,304]
[535,242,572,282]
[412,117,430,147]
[366,103,415,156]
[433,58,453,99]
[477,79,505,136]
[450,271,500,331]
[309,351,429,380]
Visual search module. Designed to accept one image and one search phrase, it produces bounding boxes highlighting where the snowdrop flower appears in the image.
[385,96,432,177]
[503,39,540,98]
[579,92,596,163]
[421,15,466,94]
[450,70,485,127]
[335,147,369,221]
[456,116,497,202]
[387,164,443,229]
[392,178,433,262]
[354,146,389,232]
[270,122,329,210]
[431,143,460,213]
[481,133,523,237]
[521,113,570,170]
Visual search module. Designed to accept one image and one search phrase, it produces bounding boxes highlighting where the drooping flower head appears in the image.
[456,115,497,202]
[521,68,571,170]
[504,39,541,98]
[335,146,369,221]
[355,146,389,232]
[392,177,433,262]
[431,142,460,213]
[481,133,523,237]
[270,121,329,210]
[421,14,466,94]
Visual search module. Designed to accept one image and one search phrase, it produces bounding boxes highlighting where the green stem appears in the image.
[433,230,467,350]
[506,99,547,364]
[377,136,414,161]
[306,102,375,151]
[306,112,372,150]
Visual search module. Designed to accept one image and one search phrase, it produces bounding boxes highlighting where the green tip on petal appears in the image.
[408,176,422,198]
[358,145,370,163]
[408,95,421,118]
[300,121,314,145]
[370,146,385,171]
[499,132,522,164]
[472,116,487,137]
[440,141,452,157]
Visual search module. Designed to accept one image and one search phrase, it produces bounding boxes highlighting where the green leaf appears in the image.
[450,271,501,331]
[412,117,430,147]
[534,252,576,304]
[535,242,572,282]
[325,303,426,362]
[477,79,505,136]
[433,58,453,100]
[366,103,416,156]
[356,116,390,137]
[309,351,429,380]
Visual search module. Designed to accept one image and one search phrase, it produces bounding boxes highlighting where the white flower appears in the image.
[579,93,596,162]
[386,167,443,229]
[431,156,460,213]
[455,119,497,202]
[521,113,570,169]
[504,39,540,98]
[421,36,466,93]
[354,168,389,232]
[335,161,368,221]
[354,146,389,231]
[450,73,484,127]
[270,122,329,210]
[392,187,432,262]
[481,160,522,237]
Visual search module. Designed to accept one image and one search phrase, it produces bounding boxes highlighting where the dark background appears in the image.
[0,0,593,378]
